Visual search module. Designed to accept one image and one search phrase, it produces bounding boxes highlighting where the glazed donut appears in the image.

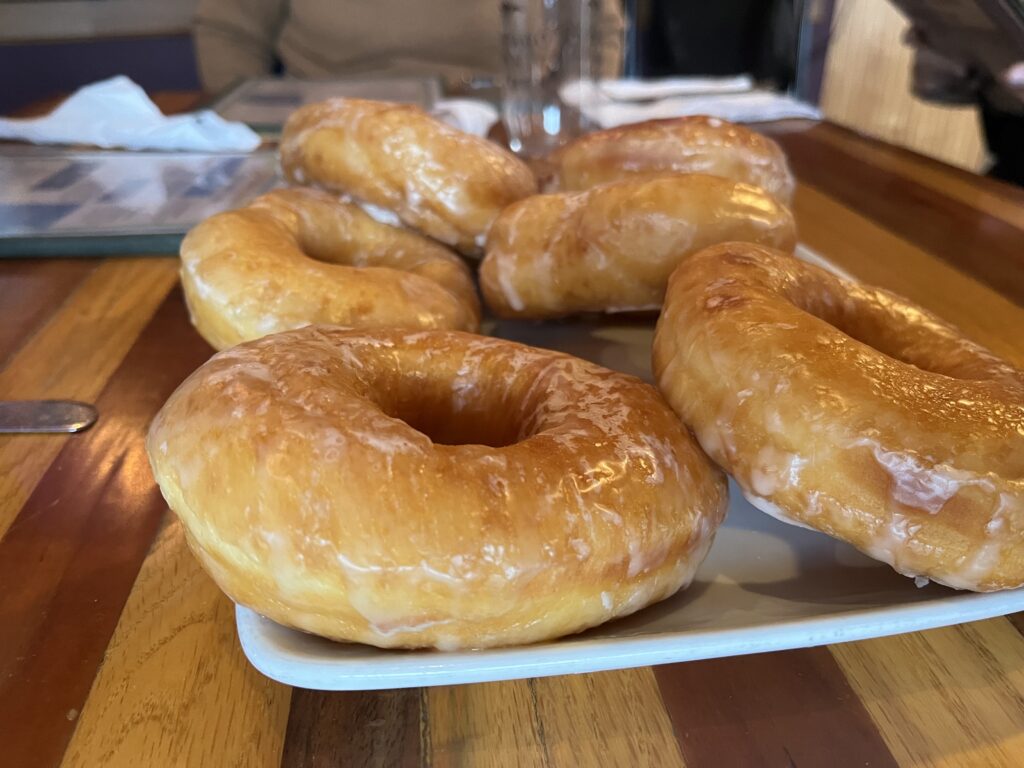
[147,326,727,649]
[547,116,795,203]
[480,174,796,319]
[652,242,1024,591]
[179,188,480,351]
[280,98,537,255]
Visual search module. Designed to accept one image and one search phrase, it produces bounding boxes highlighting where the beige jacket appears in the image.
[194,0,623,93]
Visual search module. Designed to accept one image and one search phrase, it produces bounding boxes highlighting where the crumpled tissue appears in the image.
[0,76,261,152]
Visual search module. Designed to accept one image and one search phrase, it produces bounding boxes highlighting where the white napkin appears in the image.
[562,78,821,128]
[0,76,261,152]
[561,75,753,106]
[431,98,500,137]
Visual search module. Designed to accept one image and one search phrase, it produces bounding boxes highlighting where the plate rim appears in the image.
[235,586,1024,690]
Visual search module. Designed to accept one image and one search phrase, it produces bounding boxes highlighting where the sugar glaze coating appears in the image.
[653,243,1024,591]
[480,174,796,319]
[179,188,480,350]
[547,115,796,203]
[148,327,728,649]
[148,327,733,651]
[280,98,537,255]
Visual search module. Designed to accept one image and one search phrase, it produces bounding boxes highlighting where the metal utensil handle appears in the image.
[0,400,98,434]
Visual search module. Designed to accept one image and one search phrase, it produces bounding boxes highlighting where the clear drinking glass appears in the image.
[500,0,603,157]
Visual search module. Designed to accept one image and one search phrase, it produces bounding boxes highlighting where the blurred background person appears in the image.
[193,0,625,94]
[626,0,801,91]
[890,0,1024,185]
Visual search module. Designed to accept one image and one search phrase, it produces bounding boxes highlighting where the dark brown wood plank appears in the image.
[813,122,1024,205]
[9,90,203,119]
[654,647,899,767]
[282,689,423,768]
[1008,613,1024,639]
[0,287,211,768]
[0,259,97,367]
[773,128,1024,305]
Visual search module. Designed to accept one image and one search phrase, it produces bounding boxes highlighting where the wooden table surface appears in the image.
[2,94,1024,768]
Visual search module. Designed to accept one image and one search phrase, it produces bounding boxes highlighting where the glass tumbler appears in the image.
[500,0,603,157]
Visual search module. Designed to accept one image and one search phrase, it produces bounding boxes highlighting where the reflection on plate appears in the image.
[235,244,1024,690]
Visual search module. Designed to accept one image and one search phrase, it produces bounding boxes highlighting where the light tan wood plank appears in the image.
[533,667,685,768]
[821,0,986,172]
[831,618,1024,767]
[426,679,549,767]
[0,257,177,538]
[793,184,1024,365]
[423,668,685,768]
[61,518,292,768]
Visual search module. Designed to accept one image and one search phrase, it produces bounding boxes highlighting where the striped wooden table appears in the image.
[2,108,1024,767]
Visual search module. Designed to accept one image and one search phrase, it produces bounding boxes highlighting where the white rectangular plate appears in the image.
[236,245,1024,690]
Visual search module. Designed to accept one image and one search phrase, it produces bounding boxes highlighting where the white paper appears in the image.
[586,89,821,127]
[431,98,499,137]
[561,75,754,106]
[560,77,821,128]
[0,76,261,153]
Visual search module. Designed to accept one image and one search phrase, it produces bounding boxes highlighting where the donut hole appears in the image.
[375,379,527,448]
[293,216,374,268]
[793,281,1013,383]
[259,189,402,269]
[390,402,522,447]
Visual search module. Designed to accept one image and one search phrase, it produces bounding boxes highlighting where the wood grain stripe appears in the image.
[282,689,422,768]
[812,122,1024,204]
[1007,613,1024,639]
[0,257,178,539]
[0,259,96,366]
[654,648,898,767]
[776,131,1024,305]
[60,518,291,768]
[792,184,1024,366]
[831,619,1024,767]
[0,287,211,768]
[809,124,1024,229]
[406,669,684,768]
[425,679,549,767]
[60,288,290,768]
[12,90,203,119]
[531,668,685,768]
